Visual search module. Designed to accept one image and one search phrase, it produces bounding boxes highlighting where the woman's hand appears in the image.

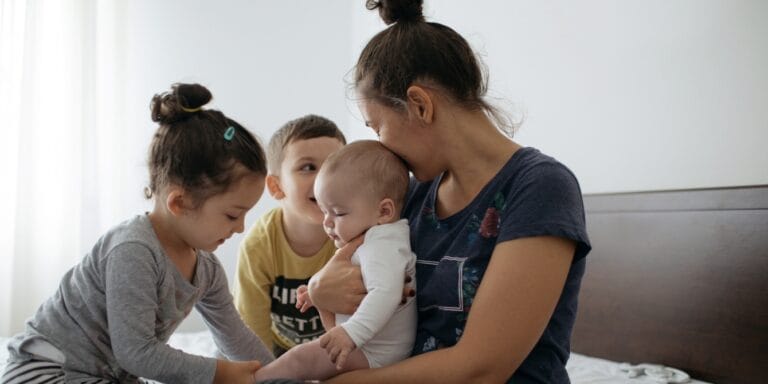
[213,359,261,384]
[308,236,365,315]
[308,234,415,314]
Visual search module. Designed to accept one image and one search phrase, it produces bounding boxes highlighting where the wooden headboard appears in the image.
[571,185,768,384]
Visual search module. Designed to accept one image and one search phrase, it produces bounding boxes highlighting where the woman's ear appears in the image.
[377,198,397,224]
[406,85,434,124]
[165,187,188,216]
[266,174,285,200]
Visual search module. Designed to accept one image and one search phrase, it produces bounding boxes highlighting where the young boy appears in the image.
[253,140,417,381]
[233,114,346,356]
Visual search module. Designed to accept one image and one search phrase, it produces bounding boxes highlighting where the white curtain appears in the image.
[0,0,134,336]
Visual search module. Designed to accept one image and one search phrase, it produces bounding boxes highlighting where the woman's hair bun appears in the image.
[150,83,213,124]
[366,0,424,25]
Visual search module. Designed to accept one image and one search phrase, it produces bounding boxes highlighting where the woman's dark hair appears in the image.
[357,0,515,135]
[146,83,267,207]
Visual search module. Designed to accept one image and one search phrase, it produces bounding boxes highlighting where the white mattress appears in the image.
[1,333,712,383]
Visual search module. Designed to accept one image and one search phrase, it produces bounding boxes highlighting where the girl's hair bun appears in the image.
[150,83,213,124]
[366,0,424,25]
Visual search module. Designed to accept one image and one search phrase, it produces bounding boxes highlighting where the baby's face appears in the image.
[314,171,382,248]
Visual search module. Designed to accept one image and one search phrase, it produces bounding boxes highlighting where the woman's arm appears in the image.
[327,236,576,384]
[308,236,366,314]
[309,236,414,314]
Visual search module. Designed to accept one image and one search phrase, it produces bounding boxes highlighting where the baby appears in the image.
[253,140,416,381]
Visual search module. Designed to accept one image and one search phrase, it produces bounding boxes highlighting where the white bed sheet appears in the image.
[1,333,713,383]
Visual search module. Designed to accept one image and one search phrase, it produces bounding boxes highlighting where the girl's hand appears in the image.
[295,284,314,313]
[308,236,366,314]
[319,326,357,370]
[213,359,261,384]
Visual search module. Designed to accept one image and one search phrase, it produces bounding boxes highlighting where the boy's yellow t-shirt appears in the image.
[234,207,336,351]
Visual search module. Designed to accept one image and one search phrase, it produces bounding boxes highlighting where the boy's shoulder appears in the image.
[241,207,285,249]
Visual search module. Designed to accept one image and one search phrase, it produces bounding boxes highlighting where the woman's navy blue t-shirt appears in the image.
[404,147,591,383]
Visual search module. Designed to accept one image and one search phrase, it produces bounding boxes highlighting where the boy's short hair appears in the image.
[267,114,346,174]
[320,140,409,209]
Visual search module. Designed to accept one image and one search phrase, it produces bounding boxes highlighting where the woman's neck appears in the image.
[435,111,520,218]
[281,209,330,257]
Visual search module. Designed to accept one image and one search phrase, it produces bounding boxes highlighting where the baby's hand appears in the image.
[295,284,314,312]
[319,326,356,370]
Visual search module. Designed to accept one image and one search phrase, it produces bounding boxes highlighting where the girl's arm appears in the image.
[196,256,274,364]
[327,236,576,384]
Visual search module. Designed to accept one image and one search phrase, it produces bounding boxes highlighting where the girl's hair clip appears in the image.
[224,126,236,141]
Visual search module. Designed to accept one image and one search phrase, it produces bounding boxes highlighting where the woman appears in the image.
[308,1,591,382]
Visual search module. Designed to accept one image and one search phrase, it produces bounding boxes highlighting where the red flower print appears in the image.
[479,207,499,238]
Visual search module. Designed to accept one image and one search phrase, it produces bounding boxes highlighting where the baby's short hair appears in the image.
[267,114,346,175]
[320,140,409,209]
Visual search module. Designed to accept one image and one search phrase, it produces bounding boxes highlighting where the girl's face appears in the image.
[314,171,381,248]
[357,98,441,182]
[181,173,265,252]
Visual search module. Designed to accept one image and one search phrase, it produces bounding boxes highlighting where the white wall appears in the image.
[83,1,768,331]
[352,0,768,193]
[114,0,356,331]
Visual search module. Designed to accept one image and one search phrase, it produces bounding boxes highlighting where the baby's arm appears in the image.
[338,233,412,349]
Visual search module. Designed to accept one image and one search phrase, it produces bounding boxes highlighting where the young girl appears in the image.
[2,83,274,384]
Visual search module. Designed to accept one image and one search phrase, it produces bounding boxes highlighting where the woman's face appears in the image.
[358,98,441,182]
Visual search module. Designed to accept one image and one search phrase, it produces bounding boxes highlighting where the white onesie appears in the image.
[336,219,417,368]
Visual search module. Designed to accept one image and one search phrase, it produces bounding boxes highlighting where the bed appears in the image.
[0,332,714,383]
[571,185,768,384]
[3,185,765,383]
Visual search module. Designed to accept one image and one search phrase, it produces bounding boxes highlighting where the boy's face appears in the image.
[274,137,344,224]
[314,171,382,248]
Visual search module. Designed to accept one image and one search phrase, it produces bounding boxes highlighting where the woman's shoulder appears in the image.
[504,146,576,178]
[496,147,582,196]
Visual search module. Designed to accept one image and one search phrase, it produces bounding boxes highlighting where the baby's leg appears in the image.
[254,339,369,381]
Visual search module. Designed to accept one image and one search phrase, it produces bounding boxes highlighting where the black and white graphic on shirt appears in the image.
[271,276,325,344]
[416,256,467,312]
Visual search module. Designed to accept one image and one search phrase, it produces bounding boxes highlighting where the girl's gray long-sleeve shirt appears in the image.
[7,214,274,383]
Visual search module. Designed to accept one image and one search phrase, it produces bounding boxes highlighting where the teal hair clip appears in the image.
[224,126,236,141]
